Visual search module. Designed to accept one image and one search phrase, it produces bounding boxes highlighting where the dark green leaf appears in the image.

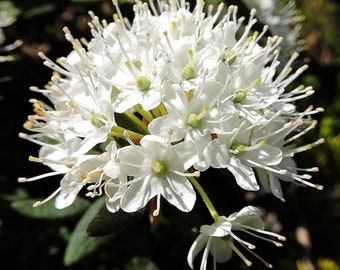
[10,197,90,219]
[88,206,146,237]
[64,197,111,266]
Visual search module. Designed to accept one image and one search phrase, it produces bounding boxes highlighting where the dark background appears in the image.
[0,0,339,269]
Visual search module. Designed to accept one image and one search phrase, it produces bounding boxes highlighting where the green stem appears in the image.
[134,105,154,123]
[188,176,219,222]
[157,101,168,116]
[109,126,144,142]
[123,110,149,134]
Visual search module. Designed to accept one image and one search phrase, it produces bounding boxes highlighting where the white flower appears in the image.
[117,134,200,215]
[149,79,224,170]
[18,1,323,268]
[188,206,286,269]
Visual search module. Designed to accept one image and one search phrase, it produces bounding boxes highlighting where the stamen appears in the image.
[18,171,63,182]
[152,194,161,216]
[227,239,252,267]
[33,187,62,207]
[229,231,256,249]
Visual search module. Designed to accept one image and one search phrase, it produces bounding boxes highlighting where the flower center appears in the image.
[222,50,237,65]
[151,160,167,176]
[182,49,196,80]
[230,140,266,155]
[230,141,246,155]
[233,89,248,104]
[187,112,202,128]
[136,76,151,92]
[182,64,196,80]
[187,105,209,128]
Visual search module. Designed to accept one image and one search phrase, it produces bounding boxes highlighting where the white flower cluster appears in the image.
[19,0,323,268]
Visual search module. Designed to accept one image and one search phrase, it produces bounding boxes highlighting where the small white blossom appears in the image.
[188,206,286,269]
[117,134,200,215]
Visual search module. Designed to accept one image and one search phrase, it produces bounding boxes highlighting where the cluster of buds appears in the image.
[19,0,323,268]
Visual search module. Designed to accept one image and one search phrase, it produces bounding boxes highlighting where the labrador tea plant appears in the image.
[18,0,324,268]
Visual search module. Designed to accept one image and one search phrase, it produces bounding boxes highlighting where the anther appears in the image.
[33,201,41,207]
[18,177,27,183]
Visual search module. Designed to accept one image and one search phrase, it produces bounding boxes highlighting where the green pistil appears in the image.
[222,51,237,65]
[187,113,202,128]
[151,160,167,176]
[233,89,248,104]
[182,64,196,80]
[230,141,246,155]
[136,76,151,92]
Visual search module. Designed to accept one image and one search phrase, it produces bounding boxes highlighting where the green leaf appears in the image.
[64,197,111,266]
[10,197,90,219]
[87,206,146,237]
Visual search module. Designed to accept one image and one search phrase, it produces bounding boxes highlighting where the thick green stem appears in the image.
[109,126,144,143]
[123,110,149,134]
[134,105,154,123]
[188,176,219,222]
[157,101,168,116]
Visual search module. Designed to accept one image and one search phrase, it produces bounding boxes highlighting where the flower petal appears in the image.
[227,157,260,191]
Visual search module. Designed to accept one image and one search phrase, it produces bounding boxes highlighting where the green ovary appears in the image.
[230,141,246,155]
[137,76,151,92]
[187,113,202,128]
[151,160,167,176]
[182,64,196,80]
[233,89,247,104]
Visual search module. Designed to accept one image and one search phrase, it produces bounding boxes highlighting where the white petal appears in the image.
[121,176,158,212]
[141,88,161,111]
[148,114,186,142]
[269,173,284,201]
[210,237,233,263]
[227,157,260,191]
[187,234,209,269]
[161,174,196,212]
[115,91,142,113]
[244,144,282,166]
[173,140,199,170]
[200,222,231,237]
[55,190,79,209]
[117,146,148,175]
[204,139,230,168]
[103,161,120,179]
